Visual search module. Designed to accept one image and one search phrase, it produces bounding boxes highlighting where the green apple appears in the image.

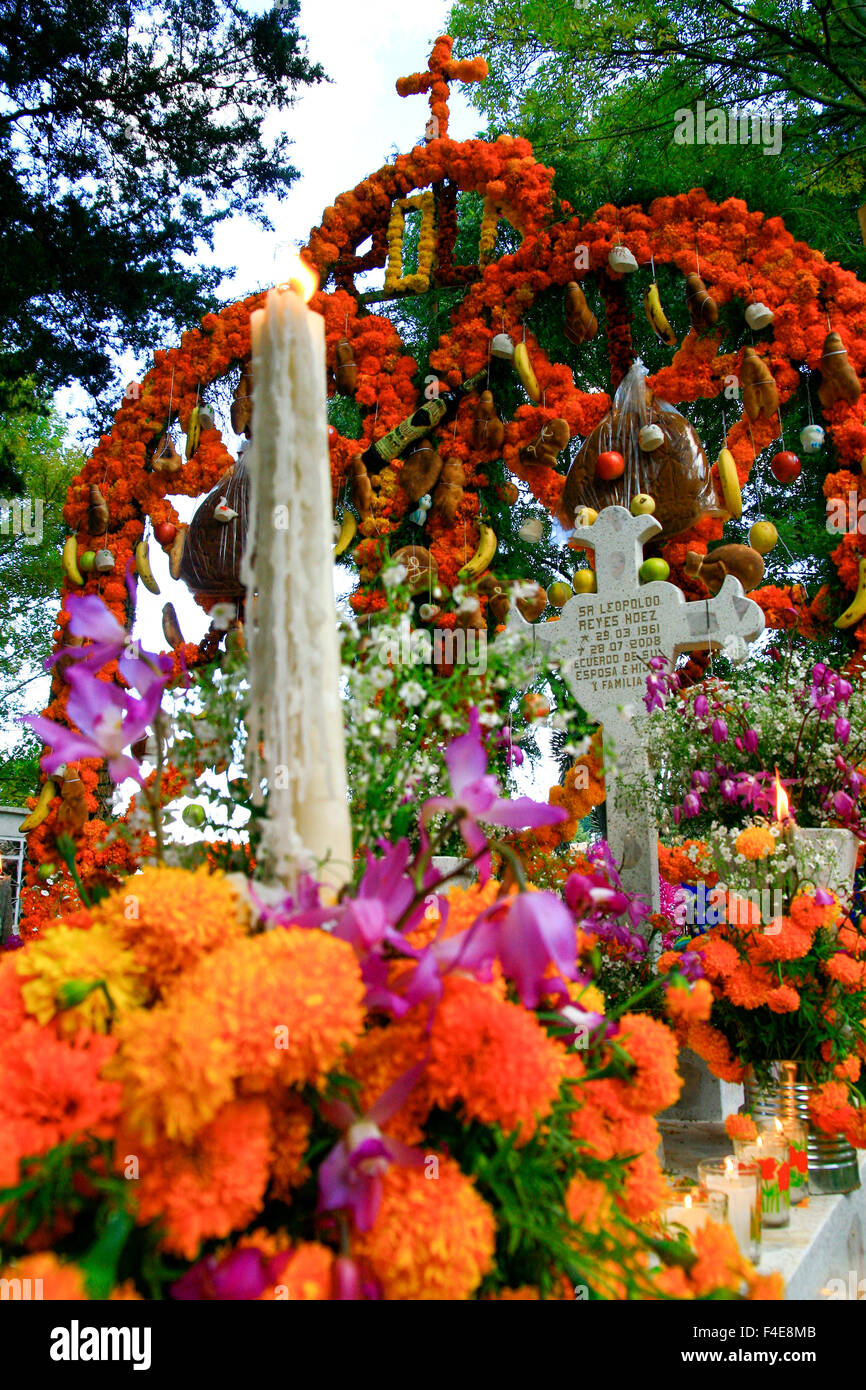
[37,862,56,880]
[79,550,97,572]
[630,494,656,516]
[182,804,207,828]
[639,557,670,583]
[572,570,597,594]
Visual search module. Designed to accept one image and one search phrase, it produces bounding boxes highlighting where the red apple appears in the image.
[153,521,177,547]
[596,449,626,481]
[328,424,338,447]
[770,451,801,484]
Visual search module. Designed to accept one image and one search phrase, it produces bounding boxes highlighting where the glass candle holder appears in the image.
[734,1130,790,1227]
[776,1117,808,1205]
[698,1157,762,1261]
[662,1187,728,1239]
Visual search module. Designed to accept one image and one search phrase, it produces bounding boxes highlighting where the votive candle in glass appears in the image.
[662,1187,728,1238]
[698,1156,761,1260]
[734,1130,790,1227]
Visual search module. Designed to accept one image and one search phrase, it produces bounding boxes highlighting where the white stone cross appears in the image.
[511,506,765,912]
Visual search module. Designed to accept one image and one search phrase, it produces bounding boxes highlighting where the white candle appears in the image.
[241,275,353,892]
[699,1157,760,1259]
[663,1190,720,1237]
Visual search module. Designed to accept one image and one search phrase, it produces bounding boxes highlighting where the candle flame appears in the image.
[774,767,790,822]
[775,1117,784,1133]
[724,1156,736,1176]
[280,254,318,303]
[684,1193,692,1209]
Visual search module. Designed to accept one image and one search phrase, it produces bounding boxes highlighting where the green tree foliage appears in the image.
[449,0,866,275]
[0,0,325,436]
[0,391,83,803]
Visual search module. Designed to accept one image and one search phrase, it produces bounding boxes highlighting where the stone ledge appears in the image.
[660,1119,866,1301]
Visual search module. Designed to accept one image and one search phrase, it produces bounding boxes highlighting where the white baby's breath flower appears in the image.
[382,563,408,590]
[399,680,426,708]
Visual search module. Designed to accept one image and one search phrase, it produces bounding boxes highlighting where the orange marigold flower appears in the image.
[665,979,713,1026]
[0,1252,88,1300]
[837,922,866,956]
[15,921,149,1034]
[352,1156,496,1300]
[262,1243,335,1301]
[750,916,813,963]
[113,929,364,1144]
[652,1266,694,1299]
[725,962,775,1009]
[96,865,248,993]
[614,1012,683,1113]
[767,984,801,1013]
[725,1113,757,1141]
[565,1172,613,1233]
[345,1013,432,1145]
[790,892,840,933]
[746,1271,786,1300]
[618,1150,667,1221]
[696,934,741,980]
[833,1055,861,1083]
[823,953,866,990]
[125,1098,272,1260]
[267,1094,313,1201]
[656,951,680,976]
[809,1080,853,1135]
[567,1078,659,1161]
[0,955,26,1034]
[0,1023,121,1188]
[689,1221,746,1296]
[686,1022,745,1083]
[485,1285,542,1300]
[427,976,566,1139]
[734,827,776,861]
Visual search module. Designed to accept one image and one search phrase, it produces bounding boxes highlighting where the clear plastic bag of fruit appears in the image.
[559,360,721,537]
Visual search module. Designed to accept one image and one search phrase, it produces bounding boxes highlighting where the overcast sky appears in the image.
[211,0,482,298]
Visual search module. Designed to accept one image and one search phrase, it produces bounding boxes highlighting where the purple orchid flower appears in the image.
[835,717,851,747]
[172,1246,290,1300]
[422,707,566,882]
[25,663,164,783]
[318,1063,428,1231]
[711,717,728,744]
[490,890,580,1008]
[682,790,701,818]
[556,1002,609,1048]
[47,589,172,695]
[693,693,709,719]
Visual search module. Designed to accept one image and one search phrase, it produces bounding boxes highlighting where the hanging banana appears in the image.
[716,449,743,520]
[134,540,160,594]
[458,523,498,581]
[186,406,202,460]
[334,512,358,557]
[836,558,866,628]
[19,779,59,831]
[643,282,677,346]
[513,341,541,402]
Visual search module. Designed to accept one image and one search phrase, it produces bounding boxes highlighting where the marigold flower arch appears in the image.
[25,35,866,907]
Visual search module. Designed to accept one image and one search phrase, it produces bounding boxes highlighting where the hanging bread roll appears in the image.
[818,331,862,408]
[474,389,505,451]
[519,418,570,468]
[399,440,443,502]
[564,281,598,344]
[685,272,718,329]
[432,456,465,522]
[335,337,357,394]
[741,348,779,421]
